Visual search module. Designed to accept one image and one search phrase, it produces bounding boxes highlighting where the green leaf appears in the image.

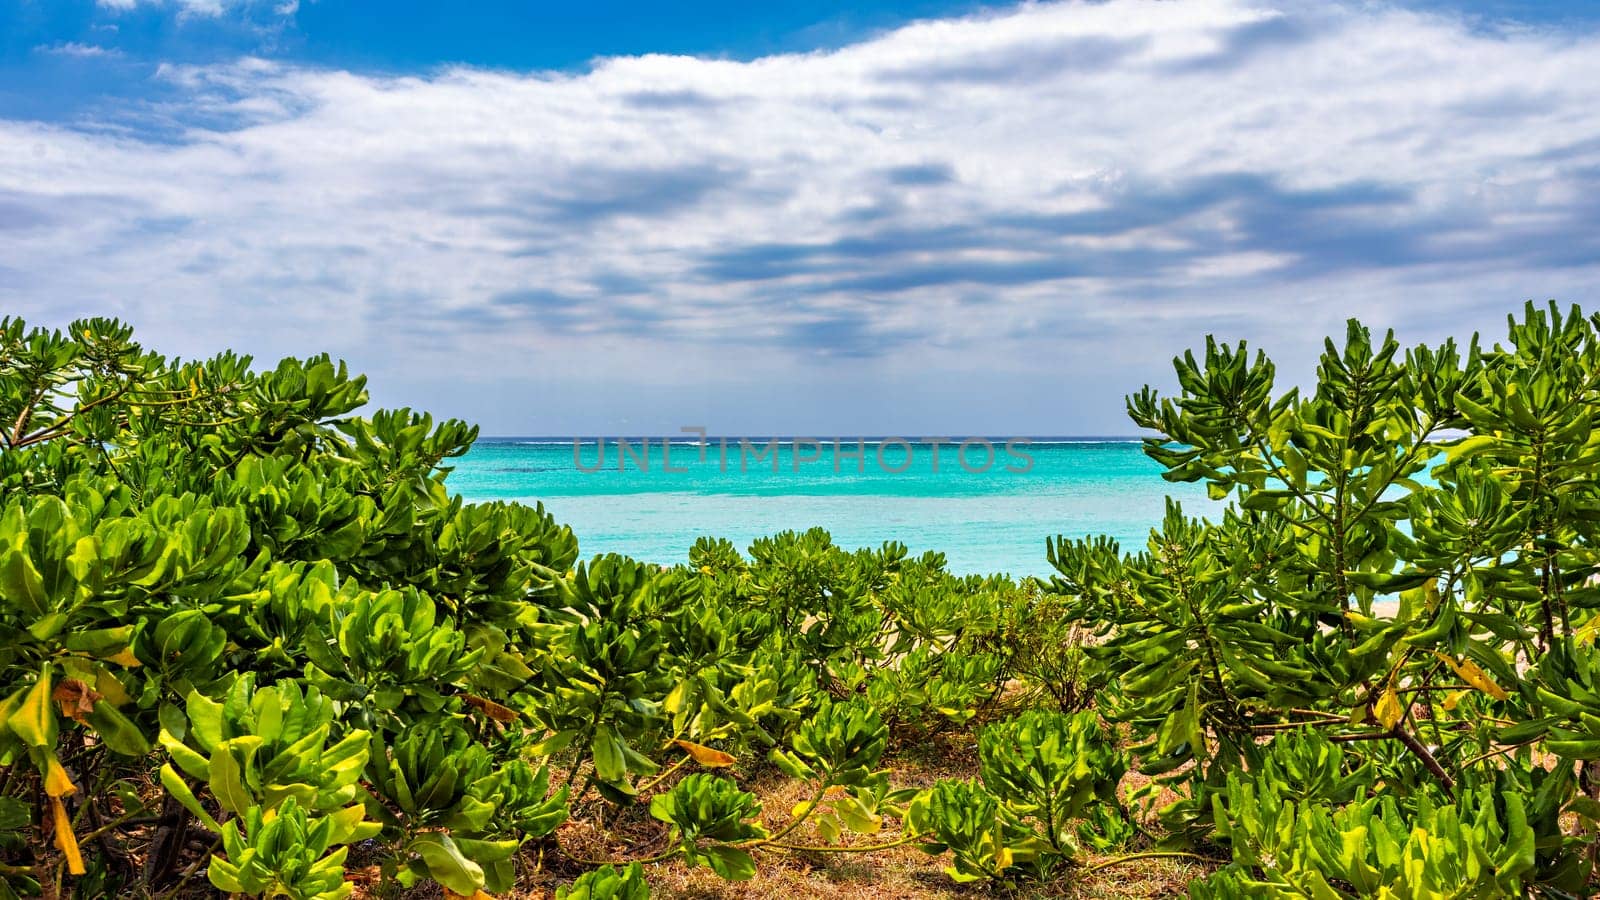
[209,742,256,816]
[185,691,224,753]
[0,551,50,617]
[452,836,520,864]
[591,725,628,784]
[1567,797,1600,824]
[86,703,151,756]
[0,797,30,832]
[159,727,212,780]
[207,858,246,893]
[768,749,815,781]
[159,764,222,833]
[700,845,757,881]
[408,832,486,896]
[26,612,67,642]
[60,626,135,658]
[1445,434,1500,461]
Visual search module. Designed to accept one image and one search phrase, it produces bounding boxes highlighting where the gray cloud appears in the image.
[536,164,746,226]
[1161,12,1315,73]
[693,174,1426,292]
[883,163,956,186]
[878,34,1147,84]
[0,192,57,231]
[620,89,729,110]
[778,309,922,358]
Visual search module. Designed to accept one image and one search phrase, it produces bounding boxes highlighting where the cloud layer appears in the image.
[4,0,1600,433]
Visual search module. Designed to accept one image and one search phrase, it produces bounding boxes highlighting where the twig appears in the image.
[1328,731,1394,743]
[1391,726,1455,797]
[767,833,922,854]
[746,783,829,848]
[635,756,692,796]
[1461,739,1540,769]
[1082,850,1215,875]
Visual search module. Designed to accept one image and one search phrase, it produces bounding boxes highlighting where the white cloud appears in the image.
[95,0,266,18]
[35,42,122,58]
[5,0,1600,433]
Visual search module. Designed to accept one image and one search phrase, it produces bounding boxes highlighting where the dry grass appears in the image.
[443,732,1216,900]
[81,702,1208,899]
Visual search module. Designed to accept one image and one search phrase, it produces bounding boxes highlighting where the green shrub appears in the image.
[557,862,651,900]
[1202,776,1536,897]
[12,304,1600,897]
[978,710,1126,855]
[208,797,373,900]
[909,778,1037,883]
[649,774,767,880]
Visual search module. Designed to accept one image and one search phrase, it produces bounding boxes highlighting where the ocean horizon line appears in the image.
[477,435,1149,444]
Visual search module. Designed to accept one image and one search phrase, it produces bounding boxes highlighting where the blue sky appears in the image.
[3,0,1600,434]
[1,2,1003,120]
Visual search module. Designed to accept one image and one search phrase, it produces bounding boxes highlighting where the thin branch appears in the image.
[1082,850,1216,875]
[1391,726,1455,796]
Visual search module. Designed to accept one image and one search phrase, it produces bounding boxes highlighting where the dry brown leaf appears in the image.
[52,678,100,723]
[463,694,520,723]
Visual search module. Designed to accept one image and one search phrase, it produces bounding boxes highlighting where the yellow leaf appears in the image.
[11,670,56,749]
[1577,614,1600,644]
[1374,683,1404,730]
[1432,652,1510,701]
[43,754,77,797]
[672,739,737,768]
[1441,690,1468,712]
[105,648,142,669]
[663,682,688,715]
[51,795,85,875]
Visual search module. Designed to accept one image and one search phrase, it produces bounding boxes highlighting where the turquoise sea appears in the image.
[449,438,1217,578]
